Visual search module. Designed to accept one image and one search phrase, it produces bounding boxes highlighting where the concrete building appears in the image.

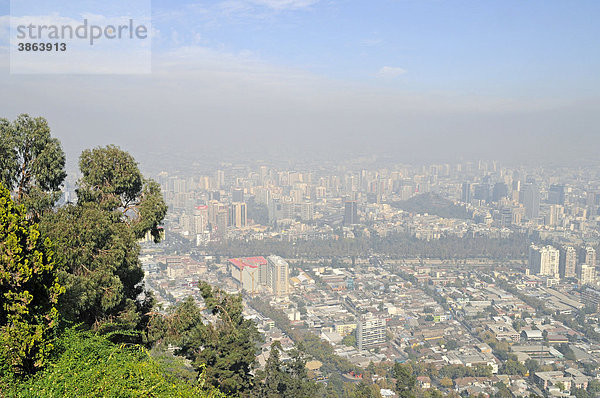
[232,188,244,203]
[585,246,597,267]
[228,257,268,294]
[559,246,577,279]
[578,264,596,286]
[356,315,386,350]
[229,202,247,228]
[461,182,472,203]
[529,245,559,278]
[267,255,290,296]
[344,200,358,225]
[521,183,540,221]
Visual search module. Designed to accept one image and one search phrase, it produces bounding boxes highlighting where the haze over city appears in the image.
[1,0,599,167]
[3,2,600,398]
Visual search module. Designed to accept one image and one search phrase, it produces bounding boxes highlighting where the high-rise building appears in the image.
[356,315,386,350]
[528,244,559,277]
[473,184,490,202]
[578,264,596,286]
[585,247,597,267]
[492,182,508,202]
[299,202,314,221]
[216,170,225,190]
[208,200,226,226]
[548,185,565,205]
[559,246,577,279]
[267,255,289,296]
[461,182,472,203]
[522,183,540,221]
[500,207,513,227]
[344,200,358,225]
[214,209,228,237]
[210,191,221,201]
[229,202,247,228]
[547,205,562,226]
[193,205,209,235]
[232,188,244,203]
[586,191,600,217]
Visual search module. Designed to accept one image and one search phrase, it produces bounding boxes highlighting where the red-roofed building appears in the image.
[228,256,268,293]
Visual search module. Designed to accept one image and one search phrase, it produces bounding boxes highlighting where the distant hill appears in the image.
[391,192,471,219]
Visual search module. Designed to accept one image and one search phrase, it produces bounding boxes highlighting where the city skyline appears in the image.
[1,1,599,168]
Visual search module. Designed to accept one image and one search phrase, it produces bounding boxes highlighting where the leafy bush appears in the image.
[1,328,226,397]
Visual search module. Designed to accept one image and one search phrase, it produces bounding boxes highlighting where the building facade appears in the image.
[356,315,386,350]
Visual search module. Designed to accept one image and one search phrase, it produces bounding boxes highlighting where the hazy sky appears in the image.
[1,0,599,168]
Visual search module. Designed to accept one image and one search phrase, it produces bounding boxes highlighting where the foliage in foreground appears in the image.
[251,341,320,398]
[149,282,262,396]
[0,114,66,220]
[0,328,226,398]
[39,145,167,334]
[0,183,63,375]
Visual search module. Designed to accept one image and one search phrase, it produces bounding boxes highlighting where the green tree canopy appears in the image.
[393,363,416,398]
[1,328,226,397]
[0,114,66,218]
[252,341,320,398]
[0,183,63,375]
[40,204,152,333]
[77,145,167,242]
[151,282,262,396]
[39,146,166,333]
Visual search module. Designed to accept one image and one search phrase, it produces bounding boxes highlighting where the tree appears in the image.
[351,382,380,398]
[556,343,576,361]
[439,377,453,388]
[1,328,226,397]
[494,381,512,398]
[444,339,459,350]
[587,379,600,394]
[342,331,357,347]
[254,341,286,397]
[40,204,153,333]
[393,363,416,398]
[525,359,539,375]
[571,388,590,398]
[0,183,63,375]
[192,282,261,395]
[252,341,320,398]
[0,114,66,218]
[39,146,166,333]
[500,359,527,376]
[155,283,262,396]
[77,145,167,242]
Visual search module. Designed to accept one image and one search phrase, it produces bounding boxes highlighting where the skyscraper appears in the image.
[473,184,490,202]
[215,209,228,237]
[232,188,244,203]
[586,247,597,267]
[529,244,559,278]
[193,205,209,235]
[344,200,358,225]
[548,184,565,205]
[229,202,247,228]
[215,169,225,190]
[522,183,540,221]
[559,246,577,279]
[461,182,472,203]
[267,255,289,296]
[492,182,508,202]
